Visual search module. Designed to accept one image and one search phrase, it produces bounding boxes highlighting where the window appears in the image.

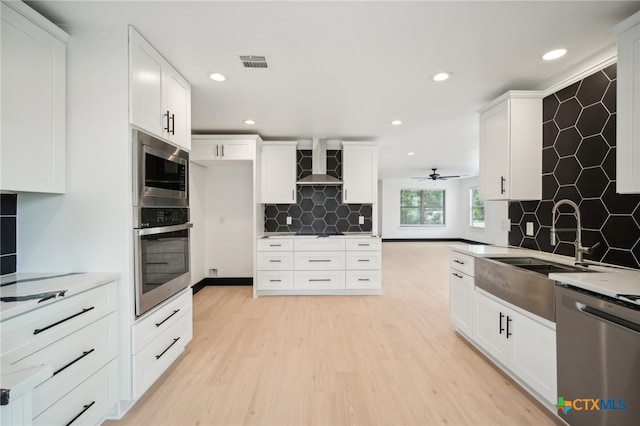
[400,189,445,225]
[470,187,485,228]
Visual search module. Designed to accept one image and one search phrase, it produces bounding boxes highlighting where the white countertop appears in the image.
[1,364,52,406]
[450,244,640,305]
[0,272,119,321]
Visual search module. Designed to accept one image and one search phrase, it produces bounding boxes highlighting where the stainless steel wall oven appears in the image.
[133,129,191,317]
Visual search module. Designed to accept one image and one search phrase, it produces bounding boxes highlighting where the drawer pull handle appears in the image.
[54,348,95,376]
[309,259,331,262]
[358,243,370,246]
[269,244,282,247]
[453,259,465,265]
[269,259,282,263]
[358,278,370,282]
[65,400,95,426]
[269,279,282,282]
[34,307,95,335]
[156,337,180,360]
[358,259,371,262]
[309,279,331,282]
[452,273,463,279]
[156,309,180,327]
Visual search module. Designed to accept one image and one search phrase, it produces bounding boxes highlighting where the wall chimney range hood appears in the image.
[296,138,342,185]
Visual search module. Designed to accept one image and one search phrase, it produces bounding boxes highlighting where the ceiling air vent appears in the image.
[240,55,268,68]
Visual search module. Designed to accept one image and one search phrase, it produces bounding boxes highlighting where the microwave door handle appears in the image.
[136,223,193,236]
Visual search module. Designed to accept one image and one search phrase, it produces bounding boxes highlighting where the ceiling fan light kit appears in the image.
[412,168,461,181]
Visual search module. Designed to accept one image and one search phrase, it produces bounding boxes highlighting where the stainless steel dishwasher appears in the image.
[556,285,640,426]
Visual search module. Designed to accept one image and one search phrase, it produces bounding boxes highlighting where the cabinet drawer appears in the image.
[294,238,345,251]
[20,313,118,417]
[295,251,345,270]
[346,252,381,270]
[1,282,117,365]
[132,288,192,354]
[345,238,381,251]
[294,271,345,289]
[257,238,294,251]
[450,252,475,277]
[257,271,294,290]
[132,308,192,399]
[257,252,294,270]
[345,271,381,289]
[33,359,118,426]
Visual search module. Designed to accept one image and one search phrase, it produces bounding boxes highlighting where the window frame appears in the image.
[400,188,446,226]
[470,186,485,229]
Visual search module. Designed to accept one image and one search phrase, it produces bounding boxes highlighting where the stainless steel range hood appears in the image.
[296,138,342,185]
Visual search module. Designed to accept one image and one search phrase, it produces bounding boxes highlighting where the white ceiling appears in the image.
[25,0,640,179]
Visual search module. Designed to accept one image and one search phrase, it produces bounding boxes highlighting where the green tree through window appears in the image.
[400,189,445,225]
[470,187,485,228]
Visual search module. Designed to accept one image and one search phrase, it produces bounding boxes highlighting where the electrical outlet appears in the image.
[286,216,292,225]
[526,222,534,236]
[209,268,218,277]
[359,216,365,225]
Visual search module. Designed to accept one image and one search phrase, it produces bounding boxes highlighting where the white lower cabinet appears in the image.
[0,277,119,426]
[449,252,475,337]
[473,290,557,405]
[131,288,192,399]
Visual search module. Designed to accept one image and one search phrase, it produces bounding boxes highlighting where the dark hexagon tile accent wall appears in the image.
[509,63,640,269]
[265,149,370,233]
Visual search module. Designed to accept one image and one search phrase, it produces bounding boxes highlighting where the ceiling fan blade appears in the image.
[439,175,461,179]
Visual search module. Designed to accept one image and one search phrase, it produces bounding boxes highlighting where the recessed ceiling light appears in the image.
[542,49,567,61]
[243,119,256,125]
[432,72,451,82]
[390,120,402,126]
[408,152,415,156]
[209,72,226,82]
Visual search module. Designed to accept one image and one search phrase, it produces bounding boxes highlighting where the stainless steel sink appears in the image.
[488,257,594,274]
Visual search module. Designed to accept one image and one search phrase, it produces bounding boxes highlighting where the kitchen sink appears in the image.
[488,257,594,274]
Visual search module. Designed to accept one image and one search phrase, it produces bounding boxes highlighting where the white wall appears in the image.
[202,161,254,277]
[380,178,463,239]
[189,161,207,284]
[457,177,509,246]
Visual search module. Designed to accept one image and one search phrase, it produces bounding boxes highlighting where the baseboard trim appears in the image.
[382,238,486,245]
[192,277,253,294]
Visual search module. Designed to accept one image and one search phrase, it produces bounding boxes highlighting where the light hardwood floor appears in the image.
[108,242,559,425]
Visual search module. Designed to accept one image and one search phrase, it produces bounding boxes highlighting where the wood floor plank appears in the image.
[106,242,558,425]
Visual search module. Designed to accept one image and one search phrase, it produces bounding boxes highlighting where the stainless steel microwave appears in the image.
[133,129,188,207]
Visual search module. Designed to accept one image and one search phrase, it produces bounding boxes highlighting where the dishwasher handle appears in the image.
[576,302,640,334]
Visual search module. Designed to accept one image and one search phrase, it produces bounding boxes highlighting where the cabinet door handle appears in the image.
[344,188,348,200]
[65,401,95,426]
[34,307,95,335]
[156,337,180,360]
[358,259,371,262]
[170,113,175,135]
[216,145,219,158]
[452,272,463,279]
[54,349,95,376]
[269,279,282,283]
[309,259,331,262]
[357,278,370,282]
[309,279,331,282]
[164,110,171,133]
[499,312,505,335]
[221,145,225,157]
[269,259,282,263]
[269,244,282,247]
[292,189,295,202]
[500,176,506,194]
[453,259,464,265]
[506,316,512,338]
[156,309,180,327]
[358,243,370,247]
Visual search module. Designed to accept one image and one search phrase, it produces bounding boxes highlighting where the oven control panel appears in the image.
[137,207,189,228]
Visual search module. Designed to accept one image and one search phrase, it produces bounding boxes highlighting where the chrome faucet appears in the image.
[550,199,600,265]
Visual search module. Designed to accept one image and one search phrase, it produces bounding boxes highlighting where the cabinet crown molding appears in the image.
[478,90,543,113]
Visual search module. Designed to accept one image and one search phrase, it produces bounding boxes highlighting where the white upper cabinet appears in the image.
[261,142,297,204]
[1,2,69,193]
[129,27,191,150]
[479,91,542,200]
[342,142,378,204]
[613,11,640,194]
[190,135,258,165]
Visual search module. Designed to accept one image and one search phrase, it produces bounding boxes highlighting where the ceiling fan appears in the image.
[412,168,461,181]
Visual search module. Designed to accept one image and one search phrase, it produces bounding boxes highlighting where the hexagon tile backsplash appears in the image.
[264,150,372,234]
[508,63,640,269]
